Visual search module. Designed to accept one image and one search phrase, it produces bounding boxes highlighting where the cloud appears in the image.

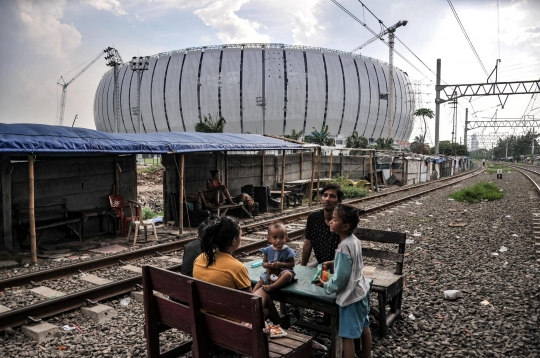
[525,25,540,33]
[81,0,126,15]
[291,0,323,45]
[17,0,82,59]
[200,35,211,42]
[194,0,271,43]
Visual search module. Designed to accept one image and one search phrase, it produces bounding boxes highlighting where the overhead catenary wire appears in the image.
[330,0,430,81]
[447,0,489,77]
[356,0,443,84]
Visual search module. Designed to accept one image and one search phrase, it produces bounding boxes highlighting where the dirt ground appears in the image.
[137,166,164,213]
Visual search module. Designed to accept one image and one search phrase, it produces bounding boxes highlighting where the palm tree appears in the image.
[346,131,368,149]
[413,108,434,155]
[410,135,428,154]
[195,114,226,133]
[306,124,331,146]
[284,129,304,141]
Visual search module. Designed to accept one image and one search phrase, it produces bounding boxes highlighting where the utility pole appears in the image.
[464,108,468,151]
[130,56,150,133]
[434,59,441,155]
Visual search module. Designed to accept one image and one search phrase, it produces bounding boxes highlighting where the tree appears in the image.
[195,114,226,133]
[432,140,468,156]
[374,137,394,150]
[410,135,429,154]
[346,131,368,149]
[283,129,304,141]
[413,108,434,154]
[306,124,332,145]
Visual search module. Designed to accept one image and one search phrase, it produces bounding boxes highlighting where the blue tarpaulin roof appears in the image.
[0,123,305,154]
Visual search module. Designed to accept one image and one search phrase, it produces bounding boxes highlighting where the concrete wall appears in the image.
[1,154,136,249]
[162,151,371,223]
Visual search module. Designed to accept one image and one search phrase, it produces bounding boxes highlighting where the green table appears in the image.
[245,262,341,357]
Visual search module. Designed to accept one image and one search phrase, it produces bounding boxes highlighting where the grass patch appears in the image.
[138,165,162,174]
[328,176,369,199]
[448,182,504,203]
[484,164,511,174]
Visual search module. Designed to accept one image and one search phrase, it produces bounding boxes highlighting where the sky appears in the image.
[1,0,539,149]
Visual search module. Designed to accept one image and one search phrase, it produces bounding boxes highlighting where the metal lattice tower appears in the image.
[104,47,123,133]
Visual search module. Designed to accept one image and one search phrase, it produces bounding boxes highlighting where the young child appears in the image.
[316,204,372,358]
[253,223,296,293]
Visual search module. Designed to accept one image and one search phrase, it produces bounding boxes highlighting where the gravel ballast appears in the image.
[0,171,538,357]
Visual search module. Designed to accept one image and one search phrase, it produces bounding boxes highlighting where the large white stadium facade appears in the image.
[94,44,414,141]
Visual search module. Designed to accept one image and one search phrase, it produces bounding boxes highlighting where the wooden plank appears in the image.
[362,248,404,263]
[355,227,407,244]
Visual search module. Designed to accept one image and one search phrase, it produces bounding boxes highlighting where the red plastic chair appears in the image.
[109,194,132,237]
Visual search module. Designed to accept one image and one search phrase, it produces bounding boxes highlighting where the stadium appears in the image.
[94,44,414,141]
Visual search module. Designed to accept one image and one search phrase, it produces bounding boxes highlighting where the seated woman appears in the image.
[204,169,234,206]
[193,216,281,324]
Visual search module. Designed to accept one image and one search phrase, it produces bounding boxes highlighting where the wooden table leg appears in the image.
[330,313,341,358]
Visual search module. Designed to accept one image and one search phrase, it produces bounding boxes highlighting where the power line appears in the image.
[447,0,489,77]
[497,0,501,60]
[330,0,430,80]
[355,0,447,85]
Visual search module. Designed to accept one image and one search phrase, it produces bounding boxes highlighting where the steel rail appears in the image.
[0,167,481,331]
[0,232,304,331]
[0,166,479,291]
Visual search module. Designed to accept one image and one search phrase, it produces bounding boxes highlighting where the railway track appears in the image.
[0,166,483,331]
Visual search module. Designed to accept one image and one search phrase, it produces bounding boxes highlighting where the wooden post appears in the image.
[329,150,333,179]
[369,151,374,192]
[261,151,265,185]
[114,156,120,195]
[28,155,37,264]
[178,154,185,235]
[280,151,286,213]
[309,149,315,208]
[316,147,322,202]
[299,152,303,180]
[224,152,229,188]
[133,155,138,201]
[1,154,12,250]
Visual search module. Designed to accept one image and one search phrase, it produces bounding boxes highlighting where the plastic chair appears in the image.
[127,200,158,246]
[108,194,132,237]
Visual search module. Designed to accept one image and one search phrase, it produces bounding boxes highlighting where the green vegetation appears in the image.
[448,182,504,203]
[142,207,163,220]
[328,175,369,199]
[195,114,226,133]
[138,165,162,173]
[484,164,512,174]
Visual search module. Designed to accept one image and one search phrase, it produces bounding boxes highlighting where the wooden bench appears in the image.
[143,265,312,358]
[355,227,406,337]
[14,198,82,245]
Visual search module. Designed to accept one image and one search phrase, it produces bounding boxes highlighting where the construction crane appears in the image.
[56,50,105,126]
[352,20,408,140]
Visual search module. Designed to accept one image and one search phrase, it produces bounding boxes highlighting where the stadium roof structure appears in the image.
[0,123,306,155]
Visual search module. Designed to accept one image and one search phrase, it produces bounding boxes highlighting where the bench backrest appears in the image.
[142,265,268,358]
[355,227,406,275]
[14,198,68,224]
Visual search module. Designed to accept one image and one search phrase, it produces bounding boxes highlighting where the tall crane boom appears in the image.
[351,20,408,53]
[351,20,407,140]
[56,50,105,126]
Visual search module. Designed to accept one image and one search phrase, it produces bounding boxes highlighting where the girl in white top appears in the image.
[316,204,372,358]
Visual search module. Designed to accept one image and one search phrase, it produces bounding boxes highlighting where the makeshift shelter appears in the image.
[0,123,305,257]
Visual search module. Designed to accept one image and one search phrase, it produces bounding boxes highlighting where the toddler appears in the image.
[253,223,296,292]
